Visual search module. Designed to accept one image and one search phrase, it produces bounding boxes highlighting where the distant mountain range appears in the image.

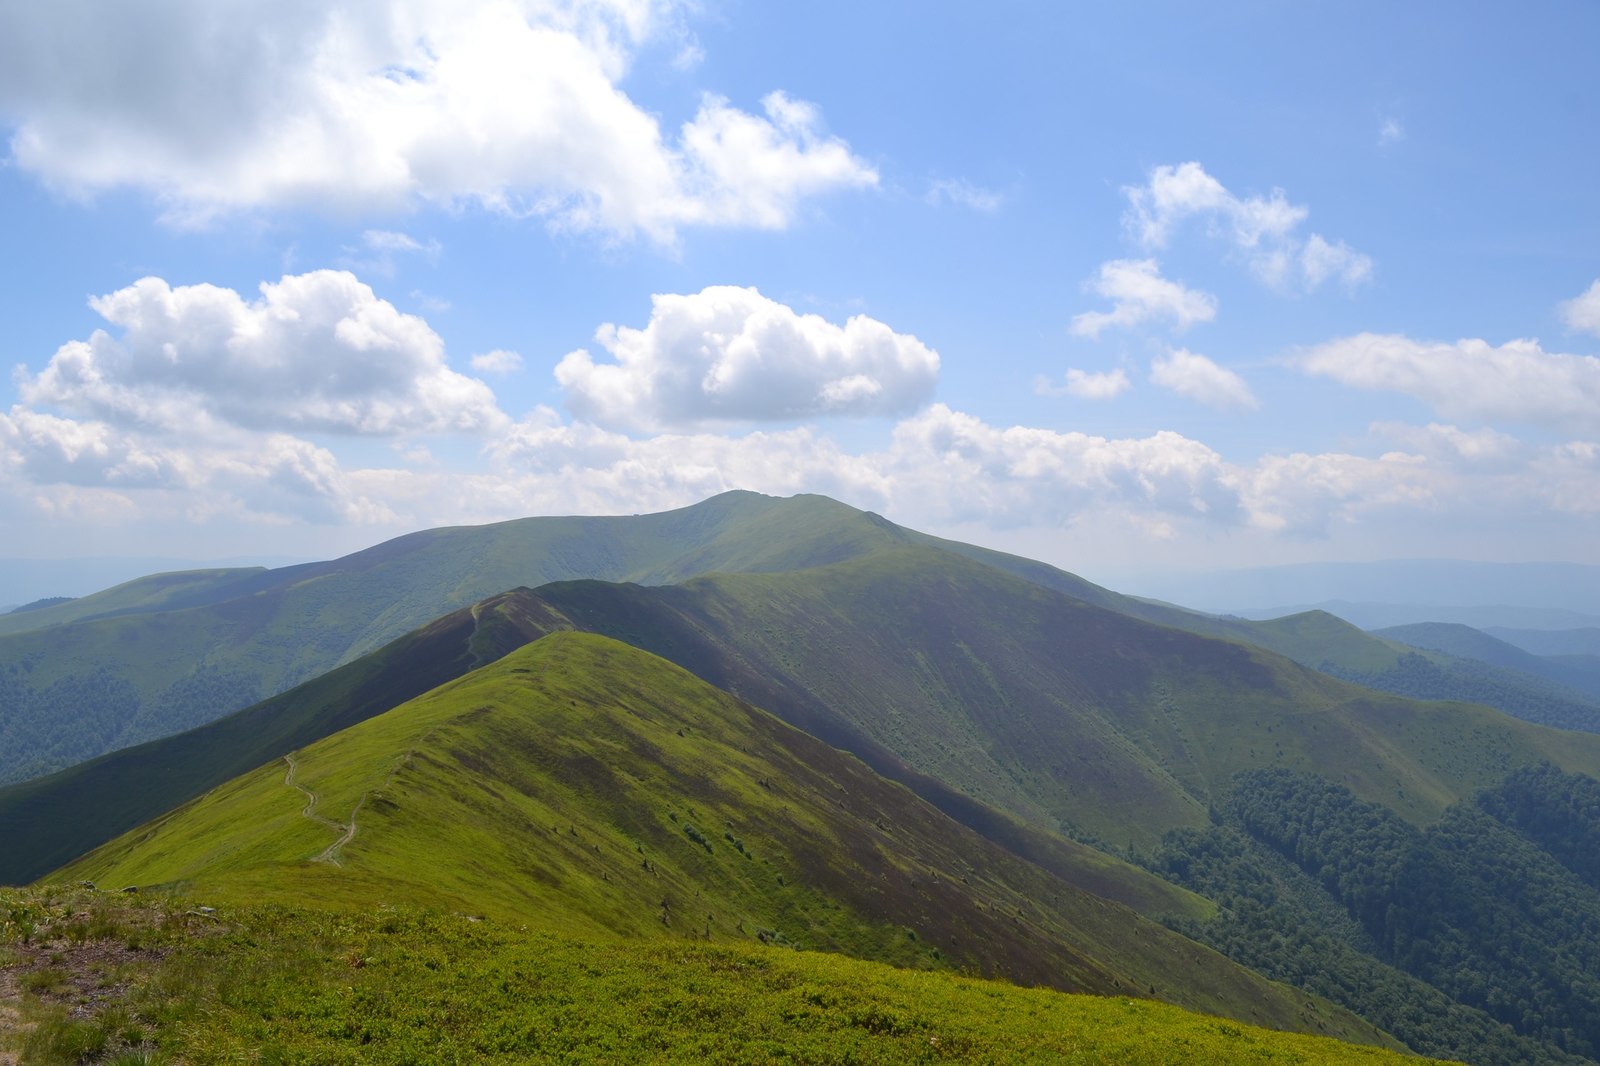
[0,554,311,609]
[1108,559,1600,622]
[1234,601,1600,632]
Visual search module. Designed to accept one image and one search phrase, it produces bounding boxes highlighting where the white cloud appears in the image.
[1301,234,1373,288]
[1379,117,1405,145]
[6,384,1599,557]
[924,178,1004,212]
[471,349,526,375]
[554,286,940,430]
[1150,348,1258,410]
[0,407,398,526]
[1069,259,1217,338]
[1122,161,1370,292]
[1241,449,1434,538]
[1371,421,1524,469]
[0,406,174,488]
[19,271,506,436]
[1033,368,1132,401]
[1560,280,1600,337]
[0,1,875,241]
[668,92,879,232]
[1298,333,1600,435]
[876,404,1245,529]
[484,408,887,516]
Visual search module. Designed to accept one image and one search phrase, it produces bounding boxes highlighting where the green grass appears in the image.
[48,633,1385,1045]
[1,888,1446,1065]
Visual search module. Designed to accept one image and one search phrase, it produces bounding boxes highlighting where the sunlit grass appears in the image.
[2,888,1452,1066]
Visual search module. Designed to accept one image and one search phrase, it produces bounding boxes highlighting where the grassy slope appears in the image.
[0,589,571,885]
[530,547,1600,848]
[2,890,1439,1066]
[48,634,1382,1044]
[950,537,1600,736]
[0,589,1196,928]
[915,530,1600,728]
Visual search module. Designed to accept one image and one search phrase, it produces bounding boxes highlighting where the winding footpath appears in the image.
[281,753,359,865]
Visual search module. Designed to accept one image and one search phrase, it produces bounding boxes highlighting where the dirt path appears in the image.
[282,753,355,865]
[278,648,541,867]
[313,795,364,865]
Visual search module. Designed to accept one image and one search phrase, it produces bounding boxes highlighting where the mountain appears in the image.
[12,493,1600,1062]
[9,488,1587,789]
[0,587,1199,924]
[1108,560,1600,620]
[1489,626,1600,658]
[1230,601,1600,631]
[0,555,308,612]
[1157,609,1600,736]
[49,631,1385,1044]
[14,516,1600,875]
[0,492,959,782]
[515,550,1600,852]
[1378,622,1600,702]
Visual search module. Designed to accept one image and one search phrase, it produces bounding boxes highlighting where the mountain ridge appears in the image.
[49,630,1387,1044]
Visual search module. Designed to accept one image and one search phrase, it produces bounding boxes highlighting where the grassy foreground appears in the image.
[1,889,1448,1065]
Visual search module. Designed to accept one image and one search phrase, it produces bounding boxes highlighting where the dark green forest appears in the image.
[1151,764,1600,1066]
[0,663,260,785]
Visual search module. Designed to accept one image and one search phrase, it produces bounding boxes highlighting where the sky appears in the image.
[1,1,1598,586]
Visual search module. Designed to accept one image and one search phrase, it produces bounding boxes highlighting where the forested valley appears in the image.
[1152,763,1600,1066]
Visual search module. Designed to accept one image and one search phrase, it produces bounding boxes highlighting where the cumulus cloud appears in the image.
[1122,162,1370,291]
[468,410,1600,539]
[877,404,1244,529]
[1070,259,1216,338]
[6,383,1598,556]
[1371,421,1525,469]
[0,1,876,240]
[1240,449,1434,537]
[1298,333,1600,435]
[1150,348,1258,410]
[485,408,887,515]
[1561,280,1600,337]
[554,286,940,430]
[0,407,398,526]
[1034,368,1132,400]
[18,271,506,436]
[1128,162,1304,249]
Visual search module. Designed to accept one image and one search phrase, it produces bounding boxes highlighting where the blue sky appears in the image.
[1,1,1597,582]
